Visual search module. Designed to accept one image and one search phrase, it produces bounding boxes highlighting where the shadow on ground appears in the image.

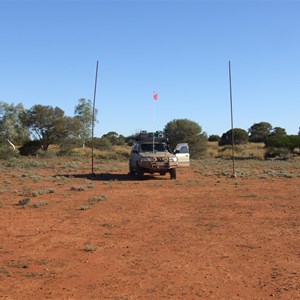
[54,173,169,181]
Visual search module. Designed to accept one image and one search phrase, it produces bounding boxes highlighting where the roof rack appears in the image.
[137,131,168,143]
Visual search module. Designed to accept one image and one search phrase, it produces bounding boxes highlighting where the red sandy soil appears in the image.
[0,158,299,299]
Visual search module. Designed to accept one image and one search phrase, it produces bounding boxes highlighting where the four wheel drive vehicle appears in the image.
[129,131,189,179]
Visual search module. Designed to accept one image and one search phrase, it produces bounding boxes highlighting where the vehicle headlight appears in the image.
[140,157,151,162]
[169,157,178,162]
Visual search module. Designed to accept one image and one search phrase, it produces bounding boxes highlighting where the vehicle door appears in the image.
[174,143,190,167]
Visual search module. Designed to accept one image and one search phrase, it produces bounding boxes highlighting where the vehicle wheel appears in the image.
[136,164,144,179]
[169,168,176,180]
[129,161,135,176]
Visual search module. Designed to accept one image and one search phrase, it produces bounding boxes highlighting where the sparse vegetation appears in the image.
[89,195,108,204]
[84,244,97,252]
[0,267,10,276]
[80,195,108,211]
[71,186,87,191]
[31,201,48,208]
[0,147,299,300]
[79,205,91,211]
[17,198,30,206]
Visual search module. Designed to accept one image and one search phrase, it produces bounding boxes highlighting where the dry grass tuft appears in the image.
[206,142,265,159]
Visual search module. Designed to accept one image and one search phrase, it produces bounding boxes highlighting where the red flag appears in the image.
[153,91,158,101]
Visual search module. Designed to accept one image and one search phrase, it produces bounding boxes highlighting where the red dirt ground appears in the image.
[0,158,299,299]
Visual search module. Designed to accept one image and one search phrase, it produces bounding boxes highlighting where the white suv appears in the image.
[129,132,190,179]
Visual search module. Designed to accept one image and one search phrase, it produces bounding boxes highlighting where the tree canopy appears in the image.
[0,101,29,147]
[208,135,221,142]
[1,100,297,158]
[219,128,249,146]
[248,122,272,143]
[164,119,207,158]
[74,98,97,147]
[271,127,287,136]
[22,105,81,151]
[265,135,300,152]
[102,131,126,145]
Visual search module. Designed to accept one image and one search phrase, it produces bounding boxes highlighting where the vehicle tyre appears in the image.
[169,168,176,180]
[136,164,144,179]
[129,161,135,176]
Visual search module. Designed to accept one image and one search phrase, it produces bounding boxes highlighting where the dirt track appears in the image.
[0,157,299,299]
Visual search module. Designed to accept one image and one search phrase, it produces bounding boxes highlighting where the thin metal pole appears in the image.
[91,60,99,176]
[228,61,236,177]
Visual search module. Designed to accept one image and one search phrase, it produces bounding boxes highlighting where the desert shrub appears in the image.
[87,137,112,151]
[218,145,243,158]
[0,145,19,160]
[288,135,300,153]
[57,146,100,158]
[19,140,41,156]
[99,148,130,161]
[84,244,96,252]
[17,198,30,206]
[37,150,57,158]
[71,186,86,191]
[80,205,91,211]
[114,148,130,160]
[265,135,291,149]
[88,194,107,205]
[58,138,82,155]
[57,149,71,156]
[80,195,107,211]
[31,201,48,208]
[22,160,49,168]
[264,147,290,159]
[265,135,300,156]
[58,147,83,157]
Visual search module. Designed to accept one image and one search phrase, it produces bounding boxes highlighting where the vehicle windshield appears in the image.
[140,143,168,152]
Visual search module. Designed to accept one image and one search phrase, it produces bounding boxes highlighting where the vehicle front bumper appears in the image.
[139,160,177,172]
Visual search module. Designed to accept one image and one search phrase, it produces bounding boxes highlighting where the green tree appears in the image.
[208,134,220,142]
[265,135,291,150]
[74,98,97,147]
[102,131,126,145]
[22,105,80,151]
[265,135,300,152]
[248,122,272,142]
[0,101,29,148]
[164,119,207,159]
[219,128,249,146]
[270,127,287,136]
[125,133,139,146]
[289,135,300,151]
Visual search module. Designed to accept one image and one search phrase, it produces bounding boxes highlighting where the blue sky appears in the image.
[1,0,299,137]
